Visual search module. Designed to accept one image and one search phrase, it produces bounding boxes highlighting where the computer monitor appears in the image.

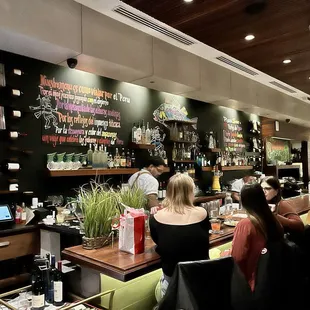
[0,205,14,228]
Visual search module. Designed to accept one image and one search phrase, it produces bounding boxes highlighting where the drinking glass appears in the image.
[18,290,30,310]
[209,200,219,219]
[210,219,222,234]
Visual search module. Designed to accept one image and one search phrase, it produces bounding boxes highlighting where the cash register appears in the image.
[0,204,15,229]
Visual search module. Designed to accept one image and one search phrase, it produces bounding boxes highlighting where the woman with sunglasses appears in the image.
[260,176,304,233]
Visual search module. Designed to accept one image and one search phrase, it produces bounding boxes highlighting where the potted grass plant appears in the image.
[118,186,147,212]
[78,181,120,250]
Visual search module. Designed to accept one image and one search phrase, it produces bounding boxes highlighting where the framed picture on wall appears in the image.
[266,137,291,165]
[0,106,6,130]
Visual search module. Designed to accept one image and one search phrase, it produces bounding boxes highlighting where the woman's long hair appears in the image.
[162,173,194,214]
[241,183,283,241]
[260,176,282,204]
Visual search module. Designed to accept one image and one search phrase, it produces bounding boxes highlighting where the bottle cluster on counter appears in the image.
[170,123,197,142]
[32,254,63,310]
[172,143,195,161]
[131,121,152,144]
[87,145,136,169]
[174,163,195,178]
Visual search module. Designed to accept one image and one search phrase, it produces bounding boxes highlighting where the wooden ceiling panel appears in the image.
[124,0,310,94]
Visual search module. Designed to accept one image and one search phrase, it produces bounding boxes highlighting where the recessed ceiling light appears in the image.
[245,34,255,41]
[283,59,291,64]
[184,0,193,2]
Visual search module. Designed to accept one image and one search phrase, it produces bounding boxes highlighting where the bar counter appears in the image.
[62,194,310,282]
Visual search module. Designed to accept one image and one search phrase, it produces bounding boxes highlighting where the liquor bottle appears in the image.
[175,166,180,174]
[10,88,23,97]
[107,151,114,169]
[15,204,22,224]
[178,144,182,160]
[184,165,189,176]
[32,270,45,310]
[9,131,27,140]
[178,125,184,140]
[181,143,186,161]
[13,68,25,76]
[5,108,22,118]
[158,182,163,199]
[92,144,99,168]
[53,261,63,306]
[120,148,126,168]
[87,144,93,167]
[162,182,166,199]
[180,163,184,173]
[172,123,178,140]
[1,161,20,173]
[132,123,137,143]
[141,120,146,144]
[21,202,27,223]
[48,255,57,304]
[114,148,120,168]
[126,150,131,168]
[135,123,142,144]
[131,150,136,168]
[163,151,168,166]
[172,143,177,161]
[145,122,151,144]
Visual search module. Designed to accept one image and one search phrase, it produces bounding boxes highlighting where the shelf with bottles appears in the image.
[171,139,194,144]
[48,168,139,177]
[165,119,197,125]
[129,142,155,150]
[201,165,254,172]
[206,148,222,153]
[222,165,254,171]
[131,121,153,145]
[173,160,196,163]
[0,190,19,194]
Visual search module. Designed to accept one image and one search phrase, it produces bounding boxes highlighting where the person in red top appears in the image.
[260,176,304,234]
[231,183,284,291]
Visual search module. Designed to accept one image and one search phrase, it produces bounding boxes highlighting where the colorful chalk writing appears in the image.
[30,74,129,146]
[223,116,246,152]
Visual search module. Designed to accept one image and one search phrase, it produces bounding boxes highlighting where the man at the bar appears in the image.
[128,156,166,213]
[231,175,256,202]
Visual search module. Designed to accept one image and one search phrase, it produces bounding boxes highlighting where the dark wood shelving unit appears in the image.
[49,167,170,177]
[129,143,155,150]
[173,160,196,163]
[165,119,197,125]
[201,166,253,172]
[48,168,139,177]
[202,167,213,172]
[222,165,253,171]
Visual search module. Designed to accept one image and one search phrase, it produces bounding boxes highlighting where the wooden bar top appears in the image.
[62,194,310,282]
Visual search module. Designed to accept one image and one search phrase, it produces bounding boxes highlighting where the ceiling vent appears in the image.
[269,81,297,94]
[216,56,259,76]
[113,5,195,46]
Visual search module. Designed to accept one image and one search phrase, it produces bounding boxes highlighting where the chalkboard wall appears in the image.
[0,50,260,202]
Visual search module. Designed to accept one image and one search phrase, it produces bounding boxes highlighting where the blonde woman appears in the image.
[150,174,210,299]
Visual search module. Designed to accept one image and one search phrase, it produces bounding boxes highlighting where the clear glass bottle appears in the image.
[172,143,177,161]
[114,148,120,168]
[132,123,137,143]
[135,123,142,144]
[141,120,146,144]
[108,151,114,169]
[87,144,93,167]
[224,192,233,217]
[92,145,99,168]
[145,122,151,144]
[102,146,108,168]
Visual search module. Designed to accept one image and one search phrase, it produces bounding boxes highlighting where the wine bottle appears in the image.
[48,255,57,304]
[53,261,63,306]
[87,144,93,167]
[8,146,33,155]
[32,269,45,310]
[131,150,136,168]
[126,150,131,168]
[9,88,23,97]
[9,131,27,140]
[13,68,25,76]
[158,182,163,199]
[0,161,20,172]
[4,107,22,118]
